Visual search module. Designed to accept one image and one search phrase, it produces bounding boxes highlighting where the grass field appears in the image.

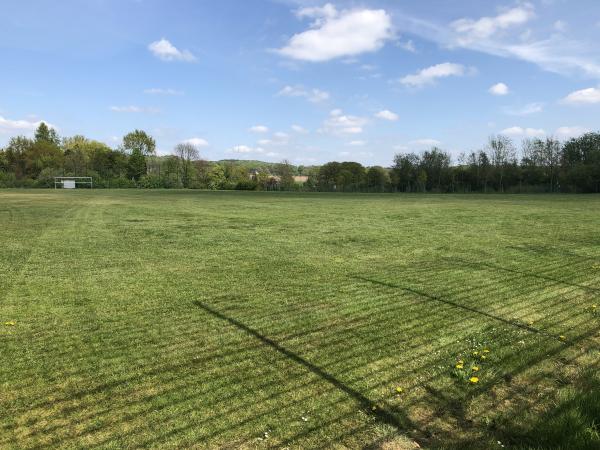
[1,190,599,449]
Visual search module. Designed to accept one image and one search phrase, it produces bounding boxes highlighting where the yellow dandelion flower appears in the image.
[395,387,403,394]
[372,406,377,411]
[483,349,490,353]
[592,305,597,309]
[472,351,479,356]
[455,364,464,369]
[4,321,16,326]
[472,366,479,372]
[469,376,479,383]
[457,360,464,364]
[559,335,566,340]
[480,355,487,360]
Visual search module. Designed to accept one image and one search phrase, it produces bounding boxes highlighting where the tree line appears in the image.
[1,123,599,192]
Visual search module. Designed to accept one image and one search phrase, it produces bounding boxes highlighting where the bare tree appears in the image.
[487,135,516,192]
[173,143,200,187]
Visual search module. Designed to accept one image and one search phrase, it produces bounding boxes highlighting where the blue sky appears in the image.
[1,0,600,166]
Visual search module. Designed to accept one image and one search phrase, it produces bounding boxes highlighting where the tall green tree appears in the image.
[122,130,156,157]
[366,166,389,192]
[122,130,155,181]
[127,149,147,181]
[34,122,60,146]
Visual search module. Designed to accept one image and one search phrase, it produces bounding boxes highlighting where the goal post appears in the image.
[54,177,93,189]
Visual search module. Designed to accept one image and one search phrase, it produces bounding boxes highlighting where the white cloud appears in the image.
[399,62,467,87]
[501,126,546,137]
[397,39,416,53]
[321,109,368,135]
[257,139,272,146]
[410,138,442,146]
[148,38,196,62]
[249,125,269,133]
[555,126,590,139]
[375,109,399,121]
[489,82,509,95]
[183,137,209,147]
[504,102,544,116]
[109,106,160,113]
[228,145,265,154]
[562,87,600,105]
[296,3,337,22]
[278,85,330,103]
[278,4,393,62]
[0,116,55,134]
[442,5,600,78]
[274,132,289,139]
[451,5,535,44]
[291,124,308,134]
[348,140,367,146]
[144,88,183,95]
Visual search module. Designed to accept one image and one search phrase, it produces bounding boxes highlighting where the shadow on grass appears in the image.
[450,256,600,294]
[350,276,557,339]
[4,254,598,449]
[193,301,414,435]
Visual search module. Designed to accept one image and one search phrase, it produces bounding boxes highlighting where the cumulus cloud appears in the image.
[0,116,55,134]
[278,4,393,62]
[278,85,330,103]
[321,109,368,135]
[501,126,545,137]
[183,137,209,147]
[555,126,590,139]
[375,110,399,121]
[296,3,338,22]
[109,106,160,113]
[451,5,535,44]
[144,88,184,95]
[399,63,468,87]
[562,87,600,104]
[489,82,509,95]
[291,124,308,134]
[249,125,269,133]
[148,38,196,62]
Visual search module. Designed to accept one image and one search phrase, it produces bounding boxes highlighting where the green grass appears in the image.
[1,190,599,449]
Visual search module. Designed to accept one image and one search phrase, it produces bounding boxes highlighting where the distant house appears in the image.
[293,176,308,184]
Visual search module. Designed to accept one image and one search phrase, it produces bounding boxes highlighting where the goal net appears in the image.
[54,177,93,189]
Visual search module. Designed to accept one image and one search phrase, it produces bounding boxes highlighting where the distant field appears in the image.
[1,190,599,449]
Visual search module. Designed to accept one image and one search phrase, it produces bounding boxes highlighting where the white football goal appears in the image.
[54,177,93,189]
